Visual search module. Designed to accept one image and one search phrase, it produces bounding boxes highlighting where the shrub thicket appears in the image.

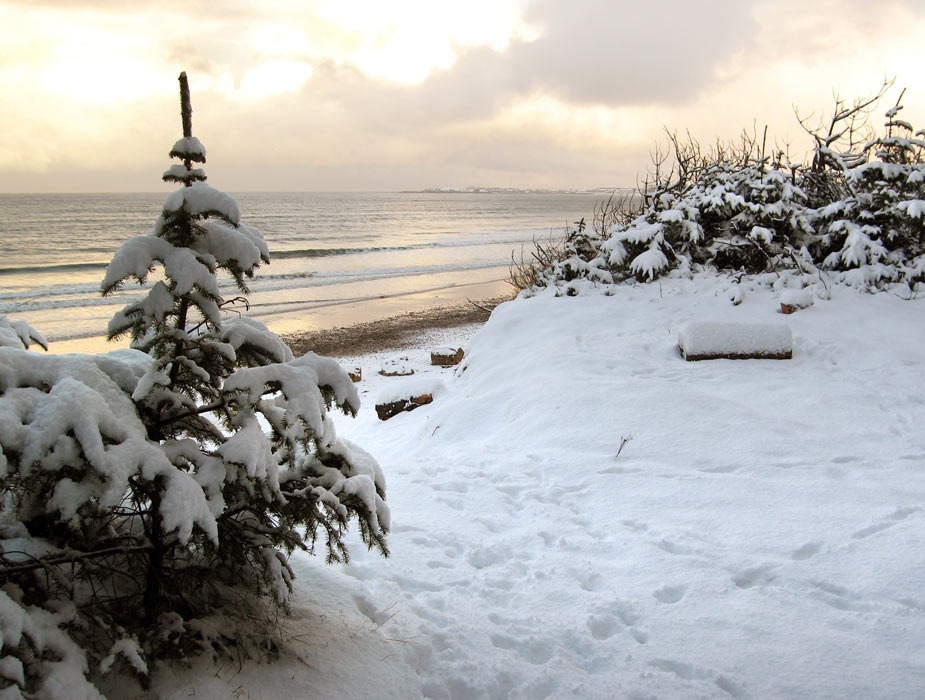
[526,83,925,294]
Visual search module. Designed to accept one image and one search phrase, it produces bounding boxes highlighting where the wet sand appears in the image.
[281,297,508,358]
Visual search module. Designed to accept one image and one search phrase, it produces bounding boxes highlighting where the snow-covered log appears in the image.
[678,321,793,360]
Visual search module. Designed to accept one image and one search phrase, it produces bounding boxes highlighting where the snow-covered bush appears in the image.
[602,161,812,281]
[534,89,925,294]
[0,73,388,695]
[813,105,925,286]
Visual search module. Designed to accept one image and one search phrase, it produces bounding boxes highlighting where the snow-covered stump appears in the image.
[431,346,464,367]
[679,321,793,361]
[779,289,814,315]
[379,357,414,376]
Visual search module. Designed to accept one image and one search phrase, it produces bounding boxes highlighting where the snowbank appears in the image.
[109,558,423,700]
[331,275,925,700]
[147,275,925,699]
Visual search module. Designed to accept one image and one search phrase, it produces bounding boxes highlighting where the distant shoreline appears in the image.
[1,188,628,197]
[403,187,630,195]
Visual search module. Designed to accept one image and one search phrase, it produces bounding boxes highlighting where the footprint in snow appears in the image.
[426,560,454,570]
[599,464,643,475]
[573,570,605,592]
[496,483,525,499]
[653,584,687,604]
[586,608,647,645]
[732,564,776,589]
[586,614,622,640]
[490,633,555,665]
[432,480,469,494]
[475,517,501,533]
[436,495,465,511]
[649,659,745,698]
[467,543,513,570]
[852,505,921,539]
[622,519,649,533]
[810,580,870,612]
[657,539,695,556]
[351,593,392,626]
[699,463,741,474]
[791,541,822,560]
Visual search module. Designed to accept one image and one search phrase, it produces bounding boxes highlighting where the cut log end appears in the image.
[681,349,793,361]
[679,321,793,362]
[431,347,464,367]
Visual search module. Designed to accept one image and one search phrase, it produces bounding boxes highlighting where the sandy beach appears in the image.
[280,296,508,358]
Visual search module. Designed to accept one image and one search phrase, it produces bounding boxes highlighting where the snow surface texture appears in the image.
[141,277,924,699]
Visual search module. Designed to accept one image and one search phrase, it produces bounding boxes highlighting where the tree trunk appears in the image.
[143,484,165,623]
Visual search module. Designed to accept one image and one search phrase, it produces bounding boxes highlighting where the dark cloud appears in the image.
[138,1,766,191]
[511,0,758,105]
[10,0,918,192]
[295,0,760,137]
[305,52,512,130]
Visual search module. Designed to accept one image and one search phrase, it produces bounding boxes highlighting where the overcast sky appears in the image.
[2,0,924,192]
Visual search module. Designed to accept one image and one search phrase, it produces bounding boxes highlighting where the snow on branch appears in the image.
[102,234,221,299]
[0,316,48,351]
[221,317,293,364]
[163,163,207,185]
[168,136,207,163]
[630,244,670,281]
[196,219,269,273]
[0,589,107,698]
[163,182,241,226]
[223,352,360,449]
[0,348,218,544]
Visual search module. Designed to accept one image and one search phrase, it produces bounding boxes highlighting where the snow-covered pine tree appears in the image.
[0,73,388,695]
[814,100,925,286]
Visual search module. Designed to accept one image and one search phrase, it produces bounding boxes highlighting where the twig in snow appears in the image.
[466,298,495,313]
[616,434,633,459]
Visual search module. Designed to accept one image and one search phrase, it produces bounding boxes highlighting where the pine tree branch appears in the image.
[0,543,158,577]
[150,397,229,435]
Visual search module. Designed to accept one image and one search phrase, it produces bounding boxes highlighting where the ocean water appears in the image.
[0,191,605,352]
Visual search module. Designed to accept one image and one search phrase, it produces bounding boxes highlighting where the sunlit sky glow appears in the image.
[2,0,924,192]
